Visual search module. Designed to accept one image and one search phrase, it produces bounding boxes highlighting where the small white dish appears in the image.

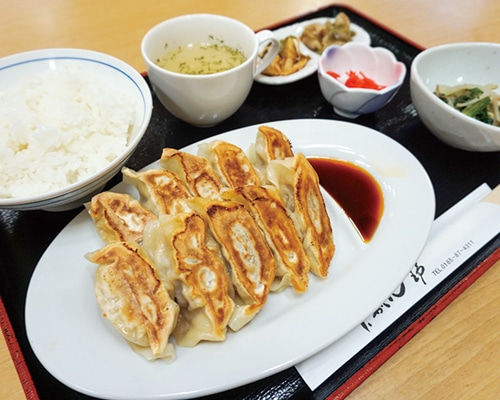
[318,42,406,118]
[410,42,500,152]
[256,17,371,85]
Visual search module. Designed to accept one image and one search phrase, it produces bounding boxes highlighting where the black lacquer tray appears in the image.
[1,4,499,400]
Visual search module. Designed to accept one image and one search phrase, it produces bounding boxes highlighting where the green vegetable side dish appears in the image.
[434,83,500,126]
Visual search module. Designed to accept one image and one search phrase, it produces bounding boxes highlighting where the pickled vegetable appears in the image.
[327,70,386,90]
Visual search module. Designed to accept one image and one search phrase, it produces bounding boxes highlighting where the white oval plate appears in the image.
[25,119,434,400]
[256,17,371,85]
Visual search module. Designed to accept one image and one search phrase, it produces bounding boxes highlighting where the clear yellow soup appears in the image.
[156,42,247,75]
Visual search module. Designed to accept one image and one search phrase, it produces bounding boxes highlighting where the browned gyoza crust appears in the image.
[268,153,335,278]
[88,241,179,361]
[142,212,235,347]
[87,191,157,244]
[222,185,310,293]
[256,125,294,161]
[247,125,295,185]
[121,166,191,215]
[159,148,225,199]
[189,197,276,331]
[252,127,334,277]
[292,153,335,277]
[198,140,261,188]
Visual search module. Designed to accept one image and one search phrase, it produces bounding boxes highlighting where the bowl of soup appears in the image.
[155,41,247,75]
[141,14,279,127]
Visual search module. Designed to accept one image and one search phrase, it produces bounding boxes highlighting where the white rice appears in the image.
[0,61,136,199]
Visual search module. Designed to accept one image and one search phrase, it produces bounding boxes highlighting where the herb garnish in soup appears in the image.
[156,40,247,75]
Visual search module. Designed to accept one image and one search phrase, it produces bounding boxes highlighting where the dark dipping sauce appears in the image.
[308,157,384,243]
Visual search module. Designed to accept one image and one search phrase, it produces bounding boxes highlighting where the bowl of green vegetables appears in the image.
[410,42,500,152]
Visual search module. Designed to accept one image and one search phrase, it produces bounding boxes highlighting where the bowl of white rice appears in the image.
[0,48,153,211]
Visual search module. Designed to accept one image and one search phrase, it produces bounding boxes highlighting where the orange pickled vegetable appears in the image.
[327,71,341,79]
[327,70,386,90]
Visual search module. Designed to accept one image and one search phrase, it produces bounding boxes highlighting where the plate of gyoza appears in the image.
[25,119,435,399]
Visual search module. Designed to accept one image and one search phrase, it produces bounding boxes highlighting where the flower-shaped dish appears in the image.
[317,42,406,118]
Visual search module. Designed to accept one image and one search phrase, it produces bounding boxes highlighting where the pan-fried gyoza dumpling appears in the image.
[121,167,191,215]
[247,126,294,183]
[198,140,261,188]
[256,125,294,160]
[87,191,157,244]
[188,197,276,331]
[142,212,235,347]
[222,185,310,293]
[267,153,335,278]
[159,148,225,199]
[86,241,179,362]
